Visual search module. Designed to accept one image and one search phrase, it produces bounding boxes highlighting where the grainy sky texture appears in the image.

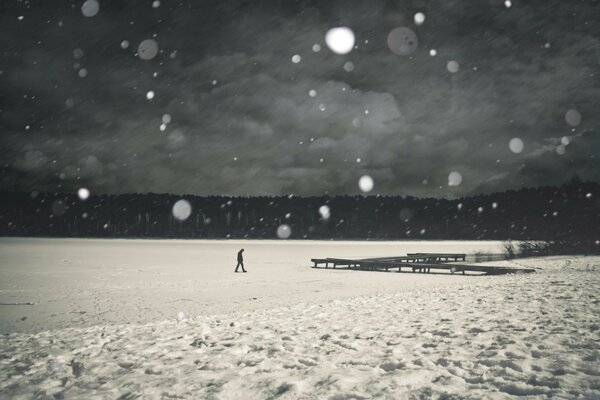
[0,0,598,197]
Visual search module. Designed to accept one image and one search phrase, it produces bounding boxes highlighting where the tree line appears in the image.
[0,181,598,244]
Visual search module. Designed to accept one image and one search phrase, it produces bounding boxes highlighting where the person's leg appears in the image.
[235,262,240,272]
[241,262,246,272]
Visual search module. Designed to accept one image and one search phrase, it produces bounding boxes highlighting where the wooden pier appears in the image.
[310,253,535,275]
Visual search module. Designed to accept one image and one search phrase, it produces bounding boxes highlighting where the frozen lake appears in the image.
[0,238,504,333]
[0,238,599,399]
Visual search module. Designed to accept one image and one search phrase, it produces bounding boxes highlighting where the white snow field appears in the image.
[1,239,599,399]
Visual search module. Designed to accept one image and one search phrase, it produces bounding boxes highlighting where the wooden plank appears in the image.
[310,258,328,268]
[407,253,466,256]
[311,258,535,275]
[408,253,467,259]
[407,253,466,261]
[359,256,414,261]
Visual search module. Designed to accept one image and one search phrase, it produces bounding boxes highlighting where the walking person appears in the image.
[235,248,246,273]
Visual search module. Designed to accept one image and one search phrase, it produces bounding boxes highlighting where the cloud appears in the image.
[0,0,598,197]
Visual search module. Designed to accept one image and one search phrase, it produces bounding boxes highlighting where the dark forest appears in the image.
[1,181,598,243]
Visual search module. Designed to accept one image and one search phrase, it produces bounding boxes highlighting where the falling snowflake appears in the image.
[277,224,292,239]
[73,48,84,59]
[81,0,100,17]
[137,39,159,60]
[325,27,355,55]
[358,175,374,192]
[448,171,462,186]
[509,138,524,154]
[414,12,425,26]
[172,199,192,221]
[565,109,582,127]
[78,188,90,200]
[387,27,418,56]
[447,60,460,73]
[319,205,331,220]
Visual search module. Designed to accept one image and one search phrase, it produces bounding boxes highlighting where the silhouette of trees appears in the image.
[0,181,598,244]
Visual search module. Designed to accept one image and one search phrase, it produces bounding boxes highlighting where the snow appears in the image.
[325,27,355,55]
[1,238,598,399]
[414,12,425,26]
[387,27,418,56]
[172,199,192,221]
[77,188,90,200]
[448,171,462,186]
[276,224,292,239]
[509,137,524,154]
[73,48,84,59]
[565,109,582,127]
[81,0,100,18]
[137,39,159,61]
[318,205,330,220]
[358,175,374,192]
[447,60,460,73]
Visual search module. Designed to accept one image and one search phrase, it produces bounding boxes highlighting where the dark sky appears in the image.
[1,0,598,197]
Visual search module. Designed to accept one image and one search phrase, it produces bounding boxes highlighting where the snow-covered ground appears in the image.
[1,239,599,399]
